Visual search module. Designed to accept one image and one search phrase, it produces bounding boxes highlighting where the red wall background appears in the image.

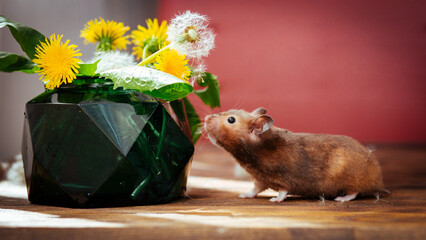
[159,0,426,143]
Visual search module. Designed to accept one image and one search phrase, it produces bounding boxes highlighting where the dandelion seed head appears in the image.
[192,61,207,74]
[167,11,215,59]
[190,61,207,85]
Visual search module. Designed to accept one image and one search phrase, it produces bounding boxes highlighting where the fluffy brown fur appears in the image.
[205,108,386,201]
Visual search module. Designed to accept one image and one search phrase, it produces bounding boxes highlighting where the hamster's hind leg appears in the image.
[334,192,358,202]
[269,190,288,202]
[239,181,266,198]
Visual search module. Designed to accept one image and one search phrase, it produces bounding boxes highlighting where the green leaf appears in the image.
[194,72,220,109]
[183,98,202,144]
[0,15,46,59]
[77,60,100,76]
[99,66,193,101]
[170,98,202,144]
[0,51,37,72]
[21,66,39,74]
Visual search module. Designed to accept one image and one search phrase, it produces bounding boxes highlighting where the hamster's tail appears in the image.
[374,188,391,202]
[379,188,391,195]
[374,188,391,198]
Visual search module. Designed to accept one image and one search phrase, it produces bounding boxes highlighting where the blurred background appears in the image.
[1,0,425,162]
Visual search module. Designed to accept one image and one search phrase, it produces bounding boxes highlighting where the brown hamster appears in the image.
[204,108,387,202]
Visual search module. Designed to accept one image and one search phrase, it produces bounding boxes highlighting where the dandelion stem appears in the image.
[138,44,170,66]
[130,173,152,200]
[142,45,150,60]
[97,37,113,52]
[155,107,171,180]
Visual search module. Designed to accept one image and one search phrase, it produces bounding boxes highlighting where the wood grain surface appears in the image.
[0,144,425,240]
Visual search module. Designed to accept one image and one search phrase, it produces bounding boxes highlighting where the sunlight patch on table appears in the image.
[0,182,27,199]
[188,176,277,197]
[138,212,322,229]
[0,209,124,228]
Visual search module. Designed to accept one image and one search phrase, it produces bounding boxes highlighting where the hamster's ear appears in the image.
[252,107,267,115]
[250,114,273,135]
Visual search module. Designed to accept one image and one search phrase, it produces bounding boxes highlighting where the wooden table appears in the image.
[1,144,425,239]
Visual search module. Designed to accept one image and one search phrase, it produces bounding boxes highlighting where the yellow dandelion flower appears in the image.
[33,34,82,89]
[131,18,168,60]
[80,17,130,51]
[154,49,191,83]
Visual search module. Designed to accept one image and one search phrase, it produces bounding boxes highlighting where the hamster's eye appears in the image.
[227,116,236,124]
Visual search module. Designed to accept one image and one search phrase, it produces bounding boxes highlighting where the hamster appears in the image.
[204,108,387,202]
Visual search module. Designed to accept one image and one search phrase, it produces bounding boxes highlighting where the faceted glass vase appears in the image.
[21,77,194,208]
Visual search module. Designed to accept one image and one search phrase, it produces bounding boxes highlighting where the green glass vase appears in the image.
[21,77,194,208]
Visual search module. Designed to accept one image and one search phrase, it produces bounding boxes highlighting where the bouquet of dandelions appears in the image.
[0,11,219,143]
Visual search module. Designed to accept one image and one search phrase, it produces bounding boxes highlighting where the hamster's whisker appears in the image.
[232,96,246,110]
[198,121,209,139]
